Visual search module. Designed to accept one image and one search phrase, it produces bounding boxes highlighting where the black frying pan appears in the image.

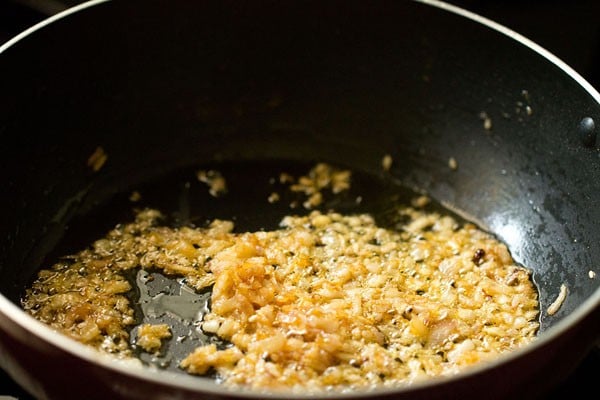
[0,0,599,399]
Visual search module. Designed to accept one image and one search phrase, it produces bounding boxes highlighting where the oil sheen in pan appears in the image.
[34,159,495,374]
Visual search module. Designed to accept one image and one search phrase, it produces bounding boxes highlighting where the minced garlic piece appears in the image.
[136,324,172,353]
[197,169,227,197]
[479,111,493,131]
[411,195,430,208]
[267,192,280,203]
[289,163,351,198]
[87,146,107,172]
[382,154,393,171]
[547,284,567,316]
[129,190,142,202]
[448,157,458,170]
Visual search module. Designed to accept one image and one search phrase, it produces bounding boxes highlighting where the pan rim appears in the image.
[416,0,600,104]
[0,0,599,397]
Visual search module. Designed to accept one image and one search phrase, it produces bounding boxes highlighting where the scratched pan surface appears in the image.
[0,0,599,399]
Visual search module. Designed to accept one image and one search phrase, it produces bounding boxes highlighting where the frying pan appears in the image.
[0,0,599,399]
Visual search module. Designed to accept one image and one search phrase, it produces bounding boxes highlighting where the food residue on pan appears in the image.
[514,90,534,119]
[521,90,533,116]
[197,169,227,197]
[478,112,493,131]
[448,157,458,171]
[87,146,107,172]
[21,162,540,392]
[267,192,280,204]
[129,191,142,202]
[588,270,596,279]
[411,195,430,208]
[382,154,393,171]
[546,283,567,316]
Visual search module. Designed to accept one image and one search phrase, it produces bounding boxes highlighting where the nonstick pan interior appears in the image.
[0,0,599,399]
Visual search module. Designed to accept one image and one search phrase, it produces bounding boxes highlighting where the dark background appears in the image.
[3,0,599,91]
[451,0,600,91]
[0,0,598,398]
